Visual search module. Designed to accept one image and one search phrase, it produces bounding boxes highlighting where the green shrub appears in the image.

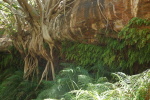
[36,63,91,100]
[0,70,41,100]
[63,69,150,100]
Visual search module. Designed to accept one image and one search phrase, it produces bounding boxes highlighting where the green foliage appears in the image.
[0,70,41,100]
[0,46,23,70]
[0,46,24,83]
[36,63,91,99]
[62,17,150,74]
[63,70,150,100]
[62,41,118,78]
[62,42,106,66]
[0,46,41,100]
[0,71,23,100]
[0,29,5,35]
[1,61,148,100]
[0,53,13,69]
[0,2,17,35]
[118,17,150,69]
[35,63,150,100]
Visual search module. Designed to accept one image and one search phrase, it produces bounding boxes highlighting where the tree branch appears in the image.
[36,0,43,16]
[17,0,39,20]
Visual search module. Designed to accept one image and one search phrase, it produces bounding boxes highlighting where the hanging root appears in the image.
[24,54,38,79]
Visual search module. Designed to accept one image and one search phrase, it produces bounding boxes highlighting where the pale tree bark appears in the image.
[1,0,150,81]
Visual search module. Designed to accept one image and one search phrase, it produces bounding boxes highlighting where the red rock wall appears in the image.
[64,0,150,42]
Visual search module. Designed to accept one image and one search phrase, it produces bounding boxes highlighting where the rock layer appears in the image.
[49,0,150,43]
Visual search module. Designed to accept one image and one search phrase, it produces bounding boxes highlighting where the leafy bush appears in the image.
[0,70,41,100]
[0,62,149,100]
[35,63,150,100]
[63,69,150,100]
[0,46,23,71]
[36,63,91,100]
[0,49,44,100]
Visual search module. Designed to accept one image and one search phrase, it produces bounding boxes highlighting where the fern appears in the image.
[63,69,150,100]
[36,63,91,99]
[0,70,41,100]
